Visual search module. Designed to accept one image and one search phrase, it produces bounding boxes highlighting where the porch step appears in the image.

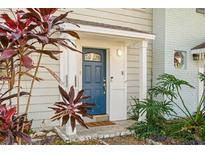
[93,115,109,122]
[82,114,109,123]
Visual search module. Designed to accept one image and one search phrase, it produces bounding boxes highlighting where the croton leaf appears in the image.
[0,14,16,29]
[0,36,9,48]
[61,30,80,39]
[51,11,70,26]
[0,49,17,60]
[21,55,33,68]
[5,107,16,123]
[15,131,31,144]
[0,104,7,112]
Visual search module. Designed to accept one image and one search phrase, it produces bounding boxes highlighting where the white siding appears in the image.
[153,9,166,85]
[59,8,153,33]
[153,8,205,116]
[127,42,152,112]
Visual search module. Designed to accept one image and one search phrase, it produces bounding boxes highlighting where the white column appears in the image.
[139,40,148,100]
[60,35,78,89]
[59,33,77,136]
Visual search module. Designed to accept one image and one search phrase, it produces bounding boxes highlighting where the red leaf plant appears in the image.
[0,8,80,84]
[49,86,95,132]
[0,105,32,145]
[0,78,31,145]
[0,9,80,142]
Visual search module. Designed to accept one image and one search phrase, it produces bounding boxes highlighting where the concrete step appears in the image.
[94,115,109,122]
[83,114,109,123]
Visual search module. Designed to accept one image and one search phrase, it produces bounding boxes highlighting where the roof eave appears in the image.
[191,48,205,54]
[62,23,155,40]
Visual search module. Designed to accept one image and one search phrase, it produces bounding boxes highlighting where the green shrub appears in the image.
[129,73,205,141]
[129,91,175,138]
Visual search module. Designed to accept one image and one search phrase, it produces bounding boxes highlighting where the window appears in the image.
[84,53,101,62]
[174,51,186,69]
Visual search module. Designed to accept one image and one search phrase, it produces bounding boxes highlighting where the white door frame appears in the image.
[76,38,127,119]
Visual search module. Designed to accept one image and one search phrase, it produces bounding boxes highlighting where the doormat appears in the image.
[86,121,115,127]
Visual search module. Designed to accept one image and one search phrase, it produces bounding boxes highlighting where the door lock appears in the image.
[103,78,106,94]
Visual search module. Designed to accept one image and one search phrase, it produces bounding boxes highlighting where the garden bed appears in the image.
[31,127,205,145]
[34,135,148,145]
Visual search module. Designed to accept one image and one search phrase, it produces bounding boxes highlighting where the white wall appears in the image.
[153,8,205,116]
[153,9,166,85]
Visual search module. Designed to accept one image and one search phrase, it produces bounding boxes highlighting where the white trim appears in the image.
[139,40,148,100]
[59,34,76,89]
[62,23,155,40]
[106,49,110,117]
[124,46,128,120]
[59,34,78,136]
[191,48,205,54]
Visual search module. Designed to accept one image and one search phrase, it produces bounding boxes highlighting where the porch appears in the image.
[54,120,135,142]
[58,19,155,136]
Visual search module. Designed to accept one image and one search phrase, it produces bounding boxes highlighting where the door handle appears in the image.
[103,79,106,94]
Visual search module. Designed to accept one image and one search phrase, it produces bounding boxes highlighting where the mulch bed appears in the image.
[32,129,205,145]
[50,135,147,145]
[102,135,147,145]
[32,132,148,145]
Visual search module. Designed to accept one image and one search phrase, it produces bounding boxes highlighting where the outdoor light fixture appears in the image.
[193,54,200,61]
[116,49,122,57]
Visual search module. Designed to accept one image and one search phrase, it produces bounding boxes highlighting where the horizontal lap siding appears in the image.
[127,42,153,114]
[59,8,153,33]
[0,8,153,128]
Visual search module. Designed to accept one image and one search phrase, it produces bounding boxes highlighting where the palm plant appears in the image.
[49,86,95,132]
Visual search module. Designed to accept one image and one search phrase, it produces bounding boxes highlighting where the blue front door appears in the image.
[82,48,106,115]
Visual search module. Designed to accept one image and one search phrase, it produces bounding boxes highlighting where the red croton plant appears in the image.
[0,8,93,145]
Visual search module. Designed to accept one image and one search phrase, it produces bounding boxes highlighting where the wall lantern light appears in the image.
[116,49,122,57]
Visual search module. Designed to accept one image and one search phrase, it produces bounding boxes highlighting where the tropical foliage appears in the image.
[0,8,81,144]
[49,86,95,132]
[129,78,176,138]
[0,105,32,144]
[130,73,205,143]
